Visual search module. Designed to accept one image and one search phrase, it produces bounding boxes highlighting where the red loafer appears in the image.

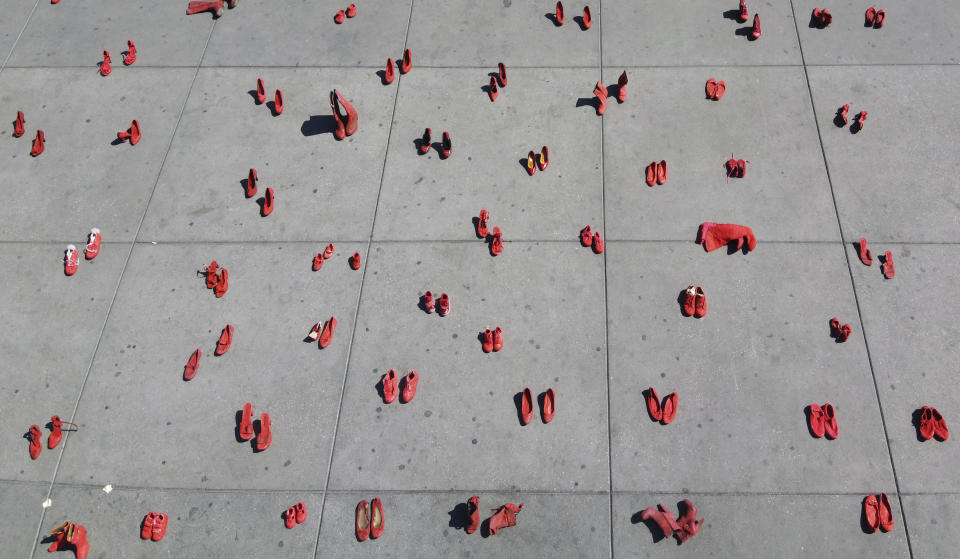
[555,2,564,25]
[490,227,503,256]
[437,293,451,316]
[319,317,337,348]
[13,110,24,137]
[681,286,696,316]
[656,160,667,185]
[858,238,873,266]
[645,162,656,186]
[497,62,507,87]
[482,329,494,353]
[401,371,419,403]
[296,501,307,524]
[750,14,761,40]
[384,58,395,85]
[382,369,399,403]
[239,403,254,440]
[592,232,604,254]
[256,413,272,451]
[878,493,894,532]
[520,387,534,425]
[28,425,42,459]
[214,268,228,297]
[526,150,537,176]
[84,228,101,260]
[123,40,137,65]
[285,507,297,529]
[931,407,949,441]
[323,243,335,259]
[493,326,503,352]
[580,225,593,247]
[356,500,370,541]
[183,349,201,381]
[350,252,361,270]
[616,71,628,102]
[661,392,678,424]
[215,324,233,355]
[488,76,498,101]
[823,403,838,439]
[582,6,592,29]
[151,513,168,541]
[441,131,452,158]
[646,387,662,421]
[370,497,384,538]
[466,496,480,533]
[918,407,935,441]
[808,403,825,438]
[141,512,157,539]
[538,146,549,171]
[401,49,412,74]
[694,287,706,318]
[881,251,894,279]
[31,129,45,157]
[863,494,880,533]
[738,0,749,22]
[541,388,555,423]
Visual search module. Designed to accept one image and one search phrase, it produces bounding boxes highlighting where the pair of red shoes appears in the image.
[238,403,272,451]
[13,111,45,157]
[807,403,839,439]
[334,3,357,24]
[48,521,89,559]
[705,79,726,101]
[383,49,413,84]
[487,63,507,101]
[185,0,237,19]
[308,317,337,349]
[284,502,307,529]
[811,8,833,28]
[579,225,604,253]
[62,229,102,276]
[519,387,555,425]
[355,498,384,540]
[863,493,894,533]
[312,243,336,270]
[857,238,894,278]
[681,286,707,318]
[27,416,77,459]
[141,512,168,541]
[475,210,504,256]
[641,500,703,544]
[645,388,678,425]
[203,260,229,297]
[417,128,452,158]
[116,120,141,145]
[422,291,451,316]
[525,146,549,175]
[215,324,234,355]
[829,317,852,343]
[553,3,592,29]
[917,406,949,441]
[725,153,749,181]
[836,104,868,131]
[865,7,886,28]
[381,370,419,403]
[481,327,503,353]
[592,72,628,116]
[254,78,284,116]
[331,90,358,141]
[645,160,667,186]
[735,2,761,38]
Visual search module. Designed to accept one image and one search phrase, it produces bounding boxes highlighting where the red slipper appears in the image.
[256,413,272,451]
[308,321,322,341]
[334,9,345,23]
[423,291,435,313]
[477,210,489,238]
[881,251,894,279]
[490,227,503,256]
[865,6,877,26]
[521,387,534,425]
[123,40,137,65]
[285,507,297,529]
[141,512,157,539]
[580,225,593,247]
[645,387,662,421]
[382,369,399,403]
[63,245,79,276]
[350,252,361,270]
[466,496,480,534]
[370,497,384,538]
[705,79,718,99]
[204,260,219,288]
[645,162,656,186]
[256,78,266,104]
[319,317,336,348]
[542,388,555,423]
[863,494,880,533]
[84,228,101,260]
[493,326,503,352]
[100,50,112,76]
[878,493,894,532]
[346,3,357,17]
[616,71,628,102]
[47,416,76,449]
[13,110,24,137]
[482,329,494,353]
[151,513,168,541]
[661,392,678,424]
[419,127,431,155]
[262,187,274,217]
[401,370,419,403]
[183,349,201,381]
[441,131,452,158]
[714,81,726,100]
[273,90,283,115]
[488,76,498,101]
[656,160,667,185]
[28,425,43,459]
[438,293,451,316]
[296,501,307,523]
[538,146,549,171]
[808,403,825,438]
[31,129,45,157]
[356,500,370,541]
[681,286,696,316]
[497,62,507,87]
[239,403,254,440]
[526,150,537,176]
[312,254,323,271]
[873,9,886,28]
[918,407,935,440]
[401,49,412,74]
[858,238,873,265]
[323,243,335,259]
[750,14,761,40]
[555,2,564,25]
[694,286,707,318]
[592,232,604,254]
[582,6,592,29]
[931,408,949,441]
[214,268,228,297]
[823,403,838,439]
[738,0,748,22]
[384,58,395,84]
[215,325,234,355]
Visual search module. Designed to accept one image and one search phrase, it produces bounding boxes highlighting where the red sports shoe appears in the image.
[28,425,43,459]
[580,225,593,247]
[401,49,412,74]
[482,329,494,353]
[100,50,112,76]
[858,238,873,266]
[750,14,761,40]
[823,403,838,439]
[334,9,345,23]
[490,227,503,256]
[256,413,272,451]
[520,387,534,425]
[355,500,370,541]
[681,286,696,316]
[592,232,604,254]
[441,131,452,158]
[497,62,507,87]
[656,160,667,185]
[346,3,357,17]
[808,403,825,438]
[382,369,399,403]
[214,268,228,297]
[47,416,76,449]
[273,90,284,115]
[262,187,274,217]
[646,387,663,421]
[881,251,894,279]
[401,370,419,403]
[142,512,157,539]
[863,494,880,533]
[123,40,136,65]
[645,162,656,186]
[384,58,395,85]
[205,260,219,288]
[64,245,79,276]
[492,326,503,352]
[931,407,949,441]
[488,76,498,101]
[738,0,749,22]
[542,388,555,423]
[13,110,24,137]
[477,210,489,238]
[296,501,307,524]
[370,497,384,539]
[616,71,628,102]
[151,513,168,541]
[526,151,537,176]
[423,291,435,313]
[582,6,592,29]
[878,493,894,532]
[256,78,266,104]
[183,349,201,381]
[661,392,678,424]
[350,252,361,270]
[312,253,323,271]
[285,507,297,529]
[239,403,254,440]
[319,317,336,348]
[555,2,564,25]
[31,129,45,157]
[538,146,549,171]
[215,324,234,355]
[323,243,335,259]
[437,293,450,316]
[84,228,101,259]
[694,287,706,318]
[466,496,480,534]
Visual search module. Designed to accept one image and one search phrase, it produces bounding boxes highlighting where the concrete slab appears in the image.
[327,241,609,492]
[0,481,47,559]
[373,68,603,242]
[900,494,960,559]
[137,68,395,243]
[55,242,365,490]
[807,65,960,243]
[0,0,38,67]
[607,242,895,493]
[0,68,195,241]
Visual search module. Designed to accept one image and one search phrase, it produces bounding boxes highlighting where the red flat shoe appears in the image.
[656,160,667,185]
[183,349,201,381]
[738,0,749,22]
[319,317,336,348]
[640,506,676,538]
[256,413,272,451]
[441,131,452,158]
[323,243,335,259]
[490,226,503,256]
[214,267,228,297]
[285,506,297,529]
[863,494,880,533]
[31,129,45,157]
[555,1,564,25]
[541,388,555,423]
[874,9,886,28]
[878,493,894,532]
[401,49,412,74]
[526,150,536,176]
[151,513,168,541]
[592,232,604,254]
[520,387,534,425]
[296,501,307,524]
[401,370,419,403]
[493,326,503,352]
[423,291,435,313]
[312,253,323,271]
[100,50,112,76]
[330,89,358,140]
[370,497,384,538]
[384,58,395,85]
[273,90,284,115]
[750,14,761,40]
[681,286,696,316]
[256,78,266,104]
[918,407,935,440]
[488,76,498,101]
[582,6,592,29]
[881,251,894,279]
[714,81,726,100]
[205,260,219,288]
[356,500,370,541]
[262,187,274,217]
[645,387,663,421]
[661,392,678,424]
[931,407,949,441]
[580,225,593,247]
[466,496,480,534]
[858,238,873,265]
[239,403,254,440]
[705,78,718,99]
[865,6,877,26]
[419,127,431,155]
[84,228,101,260]
[382,369,399,403]
[28,425,42,459]
[334,9,345,23]
[13,110,24,137]
[346,3,357,17]
[854,110,867,131]
[645,162,656,186]
[482,328,494,352]
[616,71,628,102]
[438,293,451,316]
[538,146,549,171]
[497,62,507,88]
[215,324,234,355]
[141,512,157,539]
[477,210,489,238]
[823,403,838,439]
[350,252,361,270]
[64,245,79,276]
[123,40,136,65]
[186,0,224,17]
[694,286,706,318]
[47,415,76,449]
[808,403,825,438]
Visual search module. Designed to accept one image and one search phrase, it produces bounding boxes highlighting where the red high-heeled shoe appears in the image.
[400,49,412,74]
[656,160,667,185]
[273,90,284,115]
[308,321,322,341]
[117,120,141,145]
[13,110,24,137]
[482,329,494,353]
[100,50,112,76]
[382,369,399,403]
[239,403,254,440]
[255,78,266,104]
[142,512,157,539]
[256,413,272,451]
[323,243,335,259]
[580,225,593,247]
[214,267,228,297]
[84,228,101,260]
[47,415,76,449]
[355,500,370,541]
[881,251,894,279]
[441,131,452,158]
[370,498,384,538]
[837,103,850,126]
[555,1,564,25]
[488,503,523,535]
[675,500,703,544]
[31,129,45,157]
[476,210,489,238]
[582,6,592,29]
[738,0,749,22]
[497,63,507,87]
[28,425,43,459]
[123,40,136,65]
[466,496,480,533]
[488,76,498,101]
[592,232,604,254]
[350,252,361,270]
[538,146,549,171]
[661,392,678,424]
[205,260,219,288]
[183,349,201,381]
[319,317,337,348]
[640,506,676,538]
[63,244,78,276]
[262,187,274,216]
[865,6,877,26]
[526,150,537,176]
[437,293,450,316]
[384,58,395,84]
[616,71,628,102]
[334,9,345,24]
[647,387,664,420]
[215,324,234,355]
[520,387,534,425]
[246,168,258,198]
[541,388,555,423]
[492,326,503,351]
[490,227,503,256]
[873,9,886,28]
[855,110,867,130]
[750,14,761,39]
[401,371,419,403]
[330,90,358,140]
[423,291,435,313]
[346,4,357,18]
[419,127,431,155]
[593,81,607,116]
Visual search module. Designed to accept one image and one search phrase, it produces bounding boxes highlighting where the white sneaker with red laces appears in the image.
[84,228,101,260]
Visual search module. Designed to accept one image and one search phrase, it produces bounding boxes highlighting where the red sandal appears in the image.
[47,415,76,449]
[255,413,272,451]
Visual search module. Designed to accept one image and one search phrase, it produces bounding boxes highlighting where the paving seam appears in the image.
[0,0,40,72]
[2,239,958,247]
[788,2,913,557]
[26,18,219,559]
[311,1,416,556]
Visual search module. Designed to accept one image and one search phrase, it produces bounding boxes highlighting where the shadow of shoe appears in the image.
[375,377,386,401]
[110,137,125,146]
[240,178,250,197]
[376,69,391,86]
[513,391,526,426]
[247,89,262,104]
[573,15,588,30]
[735,26,753,38]
[301,114,337,137]
[234,409,245,443]
[251,418,262,452]
[638,513,669,543]
[266,100,280,117]
[722,9,741,21]
[575,96,596,109]
[545,12,561,26]
[480,84,494,100]
[676,289,690,316]
[834,113,847,128]
[518,158,530,173]
[414,137,430,155]
[256,197,266,216]
[480,517,492,538]
[471,216,482,238]
[431,141,448,159]
[803,405,820,438]
[448,502,469,530]
[477,330,488,351]
[911,408,926,442]
[850,122,862,134]
[610,84,623,103]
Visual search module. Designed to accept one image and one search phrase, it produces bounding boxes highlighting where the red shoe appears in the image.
[520,387,534,425]
[100,50,112,76]
[675,500,703,544]
[346,3,357,17]
[808,403,825,438]
[141,512,157,539]
[738,0,749,22]
[423,291,435,313]
[13,110,24,137]
[580,225,593,247]
[355,500,370,541]
[616,71,628,102]
[593,81,607,114]
[273,90,284,115]
[819,9,832,27]
[705,78,718,99]
[878,493,894,532]
[68,523,90,559]
[296,501,307,523]
[262,187,274,217]
[592,232,604,254]
[186,0,223,17]
[183,349,201,381]
[645,162,656,186]
[205,260,219,288]
[694,287,706,318]
[84,228,101,260]
[256,78,266,104]
[31,129,44,157]
[64,245,79,276]
[750,14,761,39]
[555,1,564,25]
[881,251,894,279]
[28,425,42,459]
[285,507,297,529]
[401,49,412,74]
[370,497,384,538]
[312,254,323,271]
[656,160,667,185]
[334,9,345,23]
[239,403,254,440]
[737,158,749,178]
[330,89,358,140]
[441,131,452,158]
[931,407,949,441]
[214,267,228,297]
[541,388,555,423]
[350,252,361,270]
[855,110,867,131]
[595,92,606,116]
[123,40,136,65]
[490,226,503,256]
[319,317,336,348]
[863,494,880,533]
[401,370,419,403]
[823,403,838,439]
[497,62,507,87]
[47,416,76,449]
[645,387,662,421]
[477,210,489,238]
[538,146,549,171]
[725,154,738,182]
[526,150,537,176]
[582,6,592,29]
[384,58,395,85]
[306,322,322,341]
[829,317,841,337]
[918,407,935,440]
[839,323,852,342]
[661,392,678,424]
[256,413,272,451]
[419,127,431,155]
[493,326,503,351]
[215,324,234,355]
[482,329,494,353]
[323,243,335,259]
[488,76,498,101]
[466,496,480,534]
[151,513,168,541]
[681,286,696,316]
[117,120,141,145]
[858,238,873,266]
[437,293,450,316]
[865,6,877,26]
[837,104,849,126]
[382,369,399,403]
[640,506,675,538]
[714,81,726,100]
[873,9,886,28]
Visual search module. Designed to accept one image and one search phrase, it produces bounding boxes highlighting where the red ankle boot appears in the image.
[616,71,628,102]
[487,503,523,535]
[640,506,676,538]
[466,496,480,533]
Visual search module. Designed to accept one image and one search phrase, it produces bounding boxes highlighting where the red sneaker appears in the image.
[47,416,76,449]
[542,388,555,423]
[555,1,564,25]
[656,160,667,185]
[441,131,452,158]
[205,260,219,288]
[580,225,593,247]
[319,317,336,348]
[312,254,323,271]
[863,494,879,533]
[750,14,761,40]
[526,151,536,176]
[256,78,266,104]
[28,425,42,459]
[285,507,297,529]
[346,3,357,17]
[401,370,419,403]
[881,251,894,279]
[808,403,825,438]
[714,81,726,100]
[100,50,112,76]
[497,62,507,87]
[323,243,335,259]
[865,6,877,26]
[645,387,663,421]
[214,268,228,297]
[705,78,718,99]
[123,40,136,65]
[262,187,274,217]
[296,501,307,523]
[477,210,489,238]
[256,413,272,451]
[931,407,949,441]
[878,493,894,532]
[823,403,838,439]
[645,162,656,186]
[492,326,503,351]
[31,129,44,157]
[334,9,345,23]
[141,512,157,539]
[521,387,534,425]
[64,245,79,276]
[694,287,706,318]
[215,324,234,355]
[616,71,628,102]
[382,369,399,403]
[738,0,749,22]
[582,6,592,29]
[858,238,873,266]
[239,403,254,441]
[183,349,201,381]
[538,146,549,171]
[466,496,480,534]
[873,9,886,28]
[370,497,385,539]
[384,58,395,85]
[419,127,431,155]
[151,513,168,541]
[918,407,935,440]
[401,49,412,74]
[661,392,678,424]
[423,291,435,313]
[681,286,696,316]
[350,252,361,270]
[592,232,604,254]
[482,329,494,353]
[84,228,101,259]
[13,110,24,137]
[355,500,370,541]
[488,76,498,101]
[273,90,283,115]
[490,226,503,256]
[437,293,450,316]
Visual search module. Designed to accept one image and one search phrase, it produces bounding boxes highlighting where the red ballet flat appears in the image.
[863,494,880,533]
[644,388,662,420]
[262,187,274,217]
[183,349,201,381]
[645,162,656,186]
[714,81,726,100]
[541,388,555,423]
[370,497,384,538]
[239,403,254,441]
[356,500,370,541]
[520,387,534,425]
[705,78,718,99]
[878,493,894,532]
[656,160,667,185]
[661,392,678,424]
[215,324,234,355]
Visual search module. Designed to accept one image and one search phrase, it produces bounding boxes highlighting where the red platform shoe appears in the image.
[255,413,272,451]
[355,500,370,541]
[239,403,254,441]
[738,0,749,22]
[490,226,503,256]
[441,131,452,158]
[555,2,564,25]
[466,496,480,533]
[350,252,361,270]
[28,425,43,459]
[487,503,523,535]
[183,349,201,381]
[319,317,337,348]
[100,50,111,76]
[437,293,450,316]
[616,71,628,102]
[262,187,274,217]
[520,387,534,425]
[541,388,555,423]
[31,129,45,157]
[538,146,549,171]
[330,89,358,140]
[580,225,593,247]
[123,40,136,65]
[13,110,24,137]
[255,78,266,104]
[84,228,101,260]
[382,369,399,403]
[63,244,79,276]
[401,370,419,403]
[400,49,412,74]
[47,416,76,449]
[492,327,503,351]
[215,324,234,355]
[370,497,384,538]
[214,267,228,297]
[750,14,761,39]
[477,210,489,238]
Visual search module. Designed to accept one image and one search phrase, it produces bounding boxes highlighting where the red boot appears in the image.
[487,503,523,535]
[123,40,136,65]
[675,499,704,544]
[466,496,480,533]
[694,287,706,318]
[640,506,676,538]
